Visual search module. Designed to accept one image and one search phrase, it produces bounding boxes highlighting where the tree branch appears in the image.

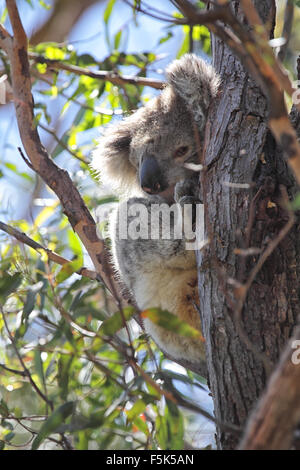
[2,0,124,307]
[28,52,165,90]
[239,324,300,449]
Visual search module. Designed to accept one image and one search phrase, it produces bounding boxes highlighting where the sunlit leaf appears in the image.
[132,415,149,436]
[0,8,7,23]
[103,0,116,24]
[177,26,190,58]
[127,398,146,421]
[99,306,135,336]
[34,201,59,227]
[158,31,173,45]
[38,0,51,10]
[114,29,123,50]
[141,308,205,341]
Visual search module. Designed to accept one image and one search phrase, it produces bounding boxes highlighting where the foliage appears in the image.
[0,0,212,450]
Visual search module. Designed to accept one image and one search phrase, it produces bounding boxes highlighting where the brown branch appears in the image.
[0,363,27,377]
[30,0,100,46]
[239,324,300,449]
[0,220,101,282]
[278,0,294,63]
[171,0,225,23]
[28,52,165,90]
[2,0,124,307]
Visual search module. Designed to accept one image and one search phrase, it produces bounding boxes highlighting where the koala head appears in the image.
[92,54,220,200]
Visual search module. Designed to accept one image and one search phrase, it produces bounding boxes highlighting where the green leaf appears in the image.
[99,306,135,336]
[291,192,300,210]
[38,0,51,9]
[77,54,97,67]
[4,162,33,182]
[55,231,83,283]
[34,350,44,385]
[192,25,211,54]
[0,272,22,302]
[132,416,149,436]
[155,369,206,389]
[23,289,36,318]
[45,45,65,60]
[0,399,9,418]
[0,8,7,23]
[103,0,116,23]
[155,414,168,449]
[156,400,183,450]
[176,27,190,58]
[141,308,205,341]
[158,31,173,45]
[0,441,5,450]
[55,259,82,284]
[31,401,74,450]
[164,399,184,449]
[114,29,122,50]
[57,354,74,400]
[127,399,146,421]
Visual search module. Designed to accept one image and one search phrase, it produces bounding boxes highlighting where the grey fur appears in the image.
[92,54,219,373]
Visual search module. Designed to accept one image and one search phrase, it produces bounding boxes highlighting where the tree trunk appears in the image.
[197,0,300,449]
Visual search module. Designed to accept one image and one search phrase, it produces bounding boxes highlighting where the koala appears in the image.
[92,54,220,376]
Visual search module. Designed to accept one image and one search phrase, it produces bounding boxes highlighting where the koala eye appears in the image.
[174,146,189,159]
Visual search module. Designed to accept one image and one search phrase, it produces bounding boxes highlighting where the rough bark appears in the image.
[239,325,300,449]
[197,0,300,449]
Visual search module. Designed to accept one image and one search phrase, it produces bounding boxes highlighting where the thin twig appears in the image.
[0,363,27,376]
[0,303,54,410]
[28,52,165,90]
[0,220,101,282]
[278,0,294,63]
[37,123,90,165]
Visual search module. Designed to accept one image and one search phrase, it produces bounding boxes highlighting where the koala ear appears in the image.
[91,119,138,193]
[166,53,220,131]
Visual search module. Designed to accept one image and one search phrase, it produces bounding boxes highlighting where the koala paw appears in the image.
[174,177,200,206]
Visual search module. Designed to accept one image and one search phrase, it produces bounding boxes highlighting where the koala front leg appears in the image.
[111,196,200,280]
[110,196,206,375]
[174,174,201,206]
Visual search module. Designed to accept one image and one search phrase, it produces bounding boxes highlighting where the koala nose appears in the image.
[139,154,166,194]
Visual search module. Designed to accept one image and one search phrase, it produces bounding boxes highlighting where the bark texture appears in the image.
[197,0,300,449]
